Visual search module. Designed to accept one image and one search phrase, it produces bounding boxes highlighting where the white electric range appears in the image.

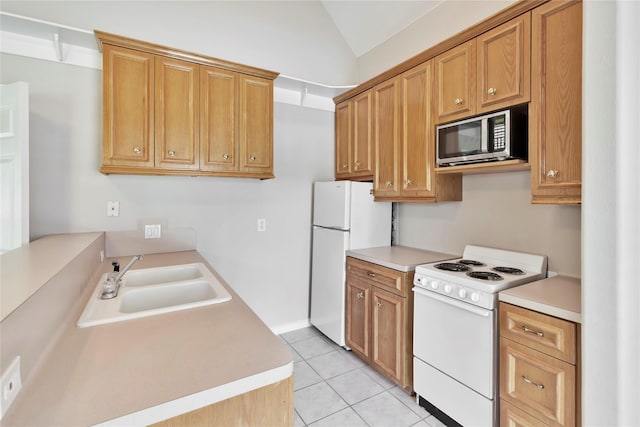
[412,245,547,427]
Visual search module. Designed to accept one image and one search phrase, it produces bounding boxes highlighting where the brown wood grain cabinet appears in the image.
[529,0,582,204]
[150,376,293,427]
[97,31,277,179]
[477,13,531,113]
[499,302,580,427]
[345,257,414,393]
[435,13,531,124]
[434,40,477,123]
[373,62,462,202]
[335,90,374,181]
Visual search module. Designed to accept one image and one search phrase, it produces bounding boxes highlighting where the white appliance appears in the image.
[310,181,391,346]
[412,245,547,427]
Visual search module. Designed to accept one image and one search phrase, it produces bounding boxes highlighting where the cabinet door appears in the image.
[373,79,400,197]
[345,280,370,360]
[500,399,551,427]
[500,338,576,427]
[352,90,374,179]
[530,0,582,204]
[400,62,435,198]
[239,75,273,174]
[335,100,352,179]
[371,287,404,383]
[434,40,476,123]
[102,45,155,168]
[200,66,238,172]
[477,13,531,113]
[155,57,199,170]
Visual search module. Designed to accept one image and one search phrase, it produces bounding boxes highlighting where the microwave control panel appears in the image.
[491,117,507,151]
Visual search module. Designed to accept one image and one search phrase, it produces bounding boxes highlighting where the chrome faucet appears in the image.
[101,254,144,299]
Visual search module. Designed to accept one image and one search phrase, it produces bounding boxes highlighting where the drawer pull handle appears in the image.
[357,292,364,299]
[522,376,545,390]
[522,325,544,337]
[367,272,376,278]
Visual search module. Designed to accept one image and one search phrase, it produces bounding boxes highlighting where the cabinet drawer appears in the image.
[500,399,551,426]
[346,257,406,296]
[500,338,575,427]
[500,302,576,364]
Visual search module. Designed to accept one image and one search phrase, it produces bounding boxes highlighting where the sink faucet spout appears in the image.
[116,254,144,282]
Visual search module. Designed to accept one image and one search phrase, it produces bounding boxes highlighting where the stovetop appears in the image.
[413,245,547,310]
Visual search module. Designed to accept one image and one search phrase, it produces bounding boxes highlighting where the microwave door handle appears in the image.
[481,118,489,152]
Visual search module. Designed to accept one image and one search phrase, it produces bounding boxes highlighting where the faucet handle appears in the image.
[112,261,120,272]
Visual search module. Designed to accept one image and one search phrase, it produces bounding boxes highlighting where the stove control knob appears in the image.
[443,284,453,294]
[470,292,480,302]
[429,280,439,290]
[458,288,468,299]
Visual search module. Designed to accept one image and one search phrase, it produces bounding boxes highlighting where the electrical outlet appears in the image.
[107,201,120,217]
[257,218,266,232]
[0,356,22,420]
[144,224,162,239]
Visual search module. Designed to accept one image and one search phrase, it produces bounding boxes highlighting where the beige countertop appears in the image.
[499,275,582,323]
[346,245,457,272]
[0,232,104,321]
[3,250,293,426]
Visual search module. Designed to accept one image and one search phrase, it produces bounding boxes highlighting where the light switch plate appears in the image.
[144,224,162,239]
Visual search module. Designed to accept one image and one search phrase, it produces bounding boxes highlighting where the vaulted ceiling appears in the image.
[320,0,443,57]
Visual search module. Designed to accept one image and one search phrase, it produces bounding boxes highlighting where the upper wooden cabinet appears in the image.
[435,14,531,124]
[102,45,155,169]
[434,40,477,123]
[335,90,374,181]
[97,31,278,179]
[374,62,462,202]
[529,0,582,204]
[477,13,531,113]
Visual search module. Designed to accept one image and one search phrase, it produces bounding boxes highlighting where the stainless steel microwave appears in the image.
[436,105,528,167]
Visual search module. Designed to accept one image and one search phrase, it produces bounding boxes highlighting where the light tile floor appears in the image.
[280,327,447,427]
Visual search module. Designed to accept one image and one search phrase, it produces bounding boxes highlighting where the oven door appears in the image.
[413,286,497,423]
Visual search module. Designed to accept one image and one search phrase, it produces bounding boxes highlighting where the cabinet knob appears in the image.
[455,98,463,106]
[342,163,349,169]
[367,272,376,278]
[168,150,176,157]
[488,87,497,96]
[133,147,141,155]
[406,179,413,186]
[385,181,393,187]
[357,292,364,299]
[376,302,382,308]
[250,155,257,162]
[547,169,559,179]
[354,161,361,170]
[223,154,230,160]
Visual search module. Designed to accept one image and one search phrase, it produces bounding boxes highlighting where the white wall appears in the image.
[0,0,357,86]
[398,172,581,276]
[357,0,517,81]
[583,0,640,424]
[0,53,335,332]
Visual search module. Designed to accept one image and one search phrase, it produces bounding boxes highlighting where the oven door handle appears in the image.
[412,287,491,317]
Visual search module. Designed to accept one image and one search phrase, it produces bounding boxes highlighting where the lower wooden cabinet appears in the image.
[150,376,293,427]
[345,257,413,392]
[499,302,580,427]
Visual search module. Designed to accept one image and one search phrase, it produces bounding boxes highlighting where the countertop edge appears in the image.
[94,361,294,426]
[499,293,582,324]
[346,246,457,272]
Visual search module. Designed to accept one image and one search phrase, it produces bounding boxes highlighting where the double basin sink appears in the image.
[77,263,232,327]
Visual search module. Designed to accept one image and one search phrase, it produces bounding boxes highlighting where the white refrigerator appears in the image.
[310,181,392,346]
